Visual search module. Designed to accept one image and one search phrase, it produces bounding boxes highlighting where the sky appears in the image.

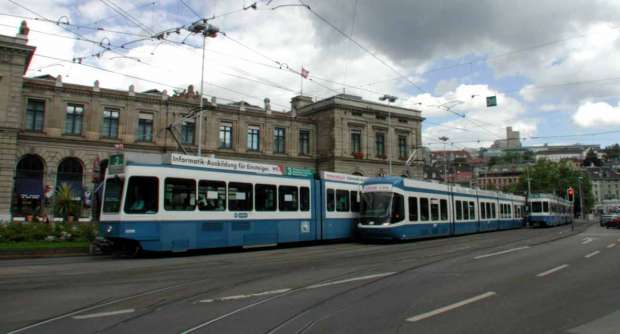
[2,0,620,151]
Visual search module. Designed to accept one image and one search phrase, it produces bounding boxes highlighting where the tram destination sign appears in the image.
[166,153,285,176]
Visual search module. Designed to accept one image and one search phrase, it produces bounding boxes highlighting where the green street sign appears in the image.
[486,96,497,107]
[108,154,125,174]
[285,167,314,177]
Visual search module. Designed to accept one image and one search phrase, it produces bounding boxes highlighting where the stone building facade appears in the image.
[0,30,423,221]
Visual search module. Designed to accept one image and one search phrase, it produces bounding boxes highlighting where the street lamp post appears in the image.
[188,20,219,156]
[578,176,584,220]
[379,94,397,176]
[439,136,449,184]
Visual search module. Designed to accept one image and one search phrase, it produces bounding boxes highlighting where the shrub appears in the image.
[0,222,97,243]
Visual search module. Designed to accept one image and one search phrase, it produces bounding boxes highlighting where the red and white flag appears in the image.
[300,67,309,79]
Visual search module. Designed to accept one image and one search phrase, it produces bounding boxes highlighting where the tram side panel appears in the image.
[321,179,362,240]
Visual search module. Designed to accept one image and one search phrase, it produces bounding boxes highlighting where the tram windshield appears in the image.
[361,192,392,218]
[361,192,405,224]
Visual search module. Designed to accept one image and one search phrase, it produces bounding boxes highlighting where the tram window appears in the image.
[469,201,475,220]
[279,186,298,211]
[300,187,310,211]
[455,200,462,220]
[198,180,226,211]
[481,202,486,219]
[255,184,277,211]
[229,182,253,211]
[491,203,497,218]
[408,197,418,221]
[391,193,404,223]
[420,198,429,221]
[326,189,335,212]
[543,202,549,212]
[103,177,123,213]
[350,191,360,212]
[486,203,491,219]
[440,199,448,220]
[531,201,542,213]
[430,198,439,221]
[500,204,504,218]
[336,190,350,212]
[124,176,158,214]
[164,178,196,211]
[463,200,469,220]
[508,205,512,218]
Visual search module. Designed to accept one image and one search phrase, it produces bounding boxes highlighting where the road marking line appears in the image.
[305,272,395,289]
[581,237,593,245]
[607,243,616,248]
[72,309,135,320]
[199,289,291,303]
[617,238,620,242]
[473,246,530,260]
[536,264,569,277]
[585,251,600,258]
[406,292,496,322]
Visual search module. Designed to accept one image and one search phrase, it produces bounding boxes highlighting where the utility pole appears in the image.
[439,136,449,184]
[188,19,219,156]
[379,94,397,176]
[578,176,584,220]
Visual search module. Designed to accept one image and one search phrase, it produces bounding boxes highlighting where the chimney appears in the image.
[55,75,62,88]
[93,80,100,92]
[264,98,271,115]
[211,97,217,106]
[128,84,135,96]
[17,20,29,40]
[290,95,312,117]
[162,89,169,101]
[239,102,246,112]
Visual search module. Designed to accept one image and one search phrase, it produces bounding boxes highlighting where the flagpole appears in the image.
[300,64,303,95]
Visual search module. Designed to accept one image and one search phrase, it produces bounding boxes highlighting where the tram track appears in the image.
[4,223,589,333]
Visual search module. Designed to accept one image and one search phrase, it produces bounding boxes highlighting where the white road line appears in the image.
[581,237,593,245]
[406,292,497,322]
[536,264,569,277]
[473,246,530,260]
[607,243,616,249]
[617,238,620,242]
[72,309,135,320]
[585,251,600,258]
[199,289,291,303]
[304,272,395,289]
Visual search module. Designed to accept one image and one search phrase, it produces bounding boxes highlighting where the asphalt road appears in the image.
[1,220,619,334]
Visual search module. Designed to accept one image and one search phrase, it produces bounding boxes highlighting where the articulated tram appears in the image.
[98,153,364,254]
[357,177,527,240]
[527,194,573,227]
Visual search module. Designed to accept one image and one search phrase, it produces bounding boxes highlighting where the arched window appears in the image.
[57,157,83,200]
[14,154,45,216]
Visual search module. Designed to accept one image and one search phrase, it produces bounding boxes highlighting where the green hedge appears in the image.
[0,222,98,243]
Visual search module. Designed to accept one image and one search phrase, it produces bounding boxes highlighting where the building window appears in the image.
[299,130,310,155]
[137,113,153,142]
[181,120,195,145]
[25,99,45,132]
[375,132,385,157]
[398,135,408,159]
[64,104,83,135]
[273,127,285,154]
[351,129,361,154]
[247,126,260,151]
[102,108,120,138]
[219,122,232,149]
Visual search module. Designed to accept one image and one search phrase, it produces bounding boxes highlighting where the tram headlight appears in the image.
[106,225,113,233]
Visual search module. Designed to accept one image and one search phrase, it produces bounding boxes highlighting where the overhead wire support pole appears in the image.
[197,32,206,156]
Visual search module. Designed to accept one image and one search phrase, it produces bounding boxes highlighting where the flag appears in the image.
[300,67,309,79]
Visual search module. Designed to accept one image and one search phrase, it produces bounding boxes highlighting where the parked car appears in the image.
[605,216,620,229]
[600,211,620,226]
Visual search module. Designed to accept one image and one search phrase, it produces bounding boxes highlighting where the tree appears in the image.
[603,144,620,161]
[581,149,602,167]
[506,160,594,212]
[53,183,80,222]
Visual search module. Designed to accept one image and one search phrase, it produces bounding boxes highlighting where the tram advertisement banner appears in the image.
[166,153,284,176]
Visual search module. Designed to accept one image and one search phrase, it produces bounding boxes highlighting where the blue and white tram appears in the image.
[97,154,362,253]
[527,194,573,227]
[357,176,526,241]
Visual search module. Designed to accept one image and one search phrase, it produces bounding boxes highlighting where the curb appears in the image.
[0,247,90,260]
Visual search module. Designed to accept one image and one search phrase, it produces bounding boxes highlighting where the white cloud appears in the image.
[573,101,620,127]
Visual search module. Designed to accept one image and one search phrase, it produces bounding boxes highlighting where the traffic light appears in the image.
[567,187,574,202]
